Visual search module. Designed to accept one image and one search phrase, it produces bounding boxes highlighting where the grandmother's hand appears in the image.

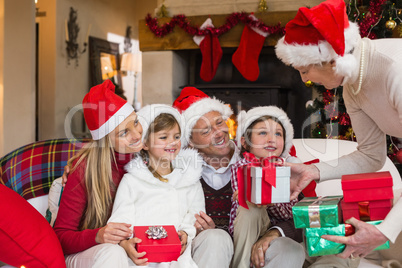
[285,162,320,200]
[322,217,389,259]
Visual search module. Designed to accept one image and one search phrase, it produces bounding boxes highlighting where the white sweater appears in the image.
[108,148,205,267]
[315,37,402,243]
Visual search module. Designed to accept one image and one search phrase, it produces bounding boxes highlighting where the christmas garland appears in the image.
[356,0,387,38]
[145,12,285,37]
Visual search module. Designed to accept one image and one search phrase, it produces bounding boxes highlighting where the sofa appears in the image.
[0,138,401,267]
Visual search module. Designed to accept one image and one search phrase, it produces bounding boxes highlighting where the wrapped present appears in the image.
[292,196,342,229]
[134,225,181,263]
[341,199,392,222]
[237,154,290,209]
[305,220,390,257]
[342,171,393,203]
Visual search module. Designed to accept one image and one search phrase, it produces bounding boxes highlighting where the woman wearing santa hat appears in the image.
[54,80,144,267]
[275,0,402,261]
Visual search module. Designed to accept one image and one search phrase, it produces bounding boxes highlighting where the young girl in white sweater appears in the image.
[108,104,205,268]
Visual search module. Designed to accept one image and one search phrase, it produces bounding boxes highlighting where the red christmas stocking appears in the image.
[193,18,222,82]
[232,15,269,81]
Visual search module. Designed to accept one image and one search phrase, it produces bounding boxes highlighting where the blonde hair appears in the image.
[67,136,116,230]
[140,113,180,182]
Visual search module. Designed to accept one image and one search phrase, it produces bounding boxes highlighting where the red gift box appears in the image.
[341,171,393,202]
[341,199,392,222]
[134,225,181,263]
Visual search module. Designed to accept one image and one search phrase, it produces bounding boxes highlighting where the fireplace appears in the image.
[177,47,311,138]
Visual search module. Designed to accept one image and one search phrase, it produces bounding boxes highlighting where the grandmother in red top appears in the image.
[275,0,402,262]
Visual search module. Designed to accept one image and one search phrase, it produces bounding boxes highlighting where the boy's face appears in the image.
[109,112,143,154]
[189,111,231,160]
[242,119,284,159]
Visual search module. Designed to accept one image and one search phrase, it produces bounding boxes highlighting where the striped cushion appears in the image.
[0,139,88,200]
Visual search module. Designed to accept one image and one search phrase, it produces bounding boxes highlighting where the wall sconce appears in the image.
[65,7,91,66]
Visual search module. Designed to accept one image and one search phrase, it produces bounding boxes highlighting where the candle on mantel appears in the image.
[65,20,69,42]
[85,24,92,44]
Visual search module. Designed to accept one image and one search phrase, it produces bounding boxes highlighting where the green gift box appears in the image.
[305,220,390,257]
[292,196,342,229]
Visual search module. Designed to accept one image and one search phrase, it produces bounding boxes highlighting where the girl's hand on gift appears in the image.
[250,229,281,268]
[286,162,320,200]
[233,190,238,201]
[194,211,215,235]
[178,230,188,254]
[95,222,132,244]
[322,217,389,259]
[120,237,148,266]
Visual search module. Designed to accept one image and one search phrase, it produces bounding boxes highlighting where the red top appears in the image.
[54,151,133,255]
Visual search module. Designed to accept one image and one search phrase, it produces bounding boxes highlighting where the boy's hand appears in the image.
[178,230,188,254]
[232,190,238,201]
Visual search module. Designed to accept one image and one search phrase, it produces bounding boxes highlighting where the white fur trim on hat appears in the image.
[236,106,294,157]
[182,97,233,147]
[275,22,360,72]
[90,102,134,140]
[137,104,184,142]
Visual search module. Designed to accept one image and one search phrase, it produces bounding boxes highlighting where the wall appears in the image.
[0,0,35,156]
[36,0,157,140]
[0,0,4,155]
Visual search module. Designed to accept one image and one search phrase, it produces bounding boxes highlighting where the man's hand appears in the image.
[119,238,148,266]
[322,217,389,258]
[194,211,215,235]
[250,229,281,268]
[95,222,132,244]
[62,165,70,187]
[178,230,188,254]
[286,162,320,200]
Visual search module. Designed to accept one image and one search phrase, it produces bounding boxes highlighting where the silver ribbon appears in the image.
[145,226,168,239]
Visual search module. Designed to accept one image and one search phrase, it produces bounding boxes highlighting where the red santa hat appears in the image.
[137,104,184,142]
[83,79,134,140]
[236,106,294,158]
[173,87,233,147]
[275,0,361,80]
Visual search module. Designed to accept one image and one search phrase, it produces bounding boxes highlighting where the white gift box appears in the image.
[249,166,290,204]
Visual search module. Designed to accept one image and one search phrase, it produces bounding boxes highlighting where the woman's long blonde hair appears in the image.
[67,136,116,230]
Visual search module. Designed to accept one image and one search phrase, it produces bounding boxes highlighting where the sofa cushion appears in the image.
[46,177,63,227]
[0,184,66,268]
[0,139,87,200]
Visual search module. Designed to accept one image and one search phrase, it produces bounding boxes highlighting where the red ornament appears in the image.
[396,150,402,164]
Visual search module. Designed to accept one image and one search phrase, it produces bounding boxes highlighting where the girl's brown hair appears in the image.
[240,115,286,156]
[140,113,180,181]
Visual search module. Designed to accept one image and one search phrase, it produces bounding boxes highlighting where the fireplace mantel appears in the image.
[139,11,297,52]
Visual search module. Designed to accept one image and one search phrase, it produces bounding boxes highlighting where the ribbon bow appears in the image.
[145,226,168,239]
[243,152,284,167]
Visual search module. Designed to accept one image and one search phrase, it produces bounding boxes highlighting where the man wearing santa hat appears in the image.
[275,0,402,262]
[173,87,305,268]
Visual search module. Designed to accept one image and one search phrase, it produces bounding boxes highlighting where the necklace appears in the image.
[350,41,365,95]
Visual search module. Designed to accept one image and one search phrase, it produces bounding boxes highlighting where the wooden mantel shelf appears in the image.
[139,11,297,52]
